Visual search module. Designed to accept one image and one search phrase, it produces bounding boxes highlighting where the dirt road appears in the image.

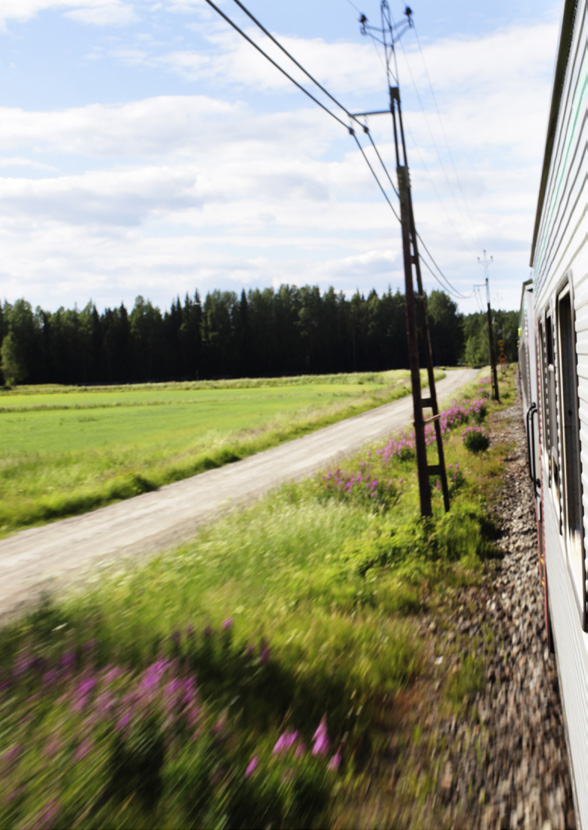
[0,368,477,621]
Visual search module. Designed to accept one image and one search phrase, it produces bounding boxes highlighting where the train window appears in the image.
[538,321,548,467]
[545,312,560,508]
[556,284,587,628]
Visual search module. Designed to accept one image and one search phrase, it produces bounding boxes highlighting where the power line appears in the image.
[343,0,363,17]
[205,0,470,302]
[202,0,350,130]
[413,24,483,249]
[418,254,469,301]
[362,129,470,299]
[392,21,479,257]
[416,233,471,300]
[350,128,401,224]
[230,0,364,129]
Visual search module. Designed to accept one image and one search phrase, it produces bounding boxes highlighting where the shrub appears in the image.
[462,426,490,453]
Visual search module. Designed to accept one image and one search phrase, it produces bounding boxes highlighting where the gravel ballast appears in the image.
[425,393,577,829]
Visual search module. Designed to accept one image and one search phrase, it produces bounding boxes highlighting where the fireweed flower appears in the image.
[73,739,93,762]
[115,711,132,733]
[1,744,22,767]
[312,716,330,756]
[273,730,299,755]
[328,749,342,771]
[245,756,259,778]
[60,651,76,671]
[293,742,307,759]
[31,799,61,830]
[43,735,63,758]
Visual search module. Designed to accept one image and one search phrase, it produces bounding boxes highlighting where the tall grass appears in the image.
[0,369,515,828]
[0,369,440,535]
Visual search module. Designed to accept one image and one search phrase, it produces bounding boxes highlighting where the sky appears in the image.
[0,0,564,315]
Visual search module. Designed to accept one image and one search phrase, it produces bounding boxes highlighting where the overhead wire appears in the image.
[230,0,365,130]
[359,6,471,299]
[350,128,401,225]
[343,0,363,16]
[205,0,469,301]
[390,13,480,257]
[412,24,483,250]
[202,0,350,130]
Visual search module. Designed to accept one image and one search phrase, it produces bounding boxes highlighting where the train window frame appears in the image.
[545,309,561,519]
[538,320,549,474]
[556,278,588,631]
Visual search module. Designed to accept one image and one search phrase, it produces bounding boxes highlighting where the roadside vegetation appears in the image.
[0,368,516,828]
[0,369,441,536]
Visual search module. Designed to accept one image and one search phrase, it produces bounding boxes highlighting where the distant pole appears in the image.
[478,251,500,402]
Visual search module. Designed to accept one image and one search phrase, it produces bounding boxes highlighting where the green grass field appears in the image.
[0,370,441,534]
[0,370,515,829]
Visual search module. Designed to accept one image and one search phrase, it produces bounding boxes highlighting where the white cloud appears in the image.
[0,156,56,171]
[0,164,202,225]
[0,96,242,156]
[0,11,560,313]
[0,0,135,27]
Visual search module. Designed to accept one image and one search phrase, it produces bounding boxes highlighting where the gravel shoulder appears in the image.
[369,386,577,829]
[0,368,477,623]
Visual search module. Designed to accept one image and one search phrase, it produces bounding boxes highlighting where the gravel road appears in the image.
[0,368,477,622]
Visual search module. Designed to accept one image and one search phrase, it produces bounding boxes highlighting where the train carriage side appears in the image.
[529,0,587,824]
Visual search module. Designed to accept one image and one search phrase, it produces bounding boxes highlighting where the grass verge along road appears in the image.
[0,370,435,535]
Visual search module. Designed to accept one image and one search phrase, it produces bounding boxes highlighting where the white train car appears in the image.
[524,0,587,823]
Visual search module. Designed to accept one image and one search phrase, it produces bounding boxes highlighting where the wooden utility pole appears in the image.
[390,86,450,515]
[355,4,450,517]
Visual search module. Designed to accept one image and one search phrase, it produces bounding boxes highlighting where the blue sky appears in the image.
[0,0,563,314]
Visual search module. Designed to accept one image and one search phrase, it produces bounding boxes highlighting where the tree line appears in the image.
[0,286,518,386]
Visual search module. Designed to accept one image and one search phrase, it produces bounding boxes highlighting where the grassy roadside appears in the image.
[0,369,442,536]
[0,369,516,829]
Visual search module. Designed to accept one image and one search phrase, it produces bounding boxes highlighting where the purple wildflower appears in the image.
[115,711,132,733]
[312,716,330,756]
[293,742,307,759]
[1,744,22,767]
[73,739,93,762]
[222,618,233,631]
[328,749,342,771]
[273,730,299,755]
[60,651,76,671]
[43,735,63,758]
[245,756,259,778]
[31,799,61,830]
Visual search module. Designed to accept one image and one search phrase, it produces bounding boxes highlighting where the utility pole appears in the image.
[477,251,500,402]
[356,4,450,517]
[390,86,450,515]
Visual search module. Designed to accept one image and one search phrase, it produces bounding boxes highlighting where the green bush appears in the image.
[462,426,490,453]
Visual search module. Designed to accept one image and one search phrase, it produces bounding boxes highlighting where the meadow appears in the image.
[0,370,516,829]
[0,370,440,535]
